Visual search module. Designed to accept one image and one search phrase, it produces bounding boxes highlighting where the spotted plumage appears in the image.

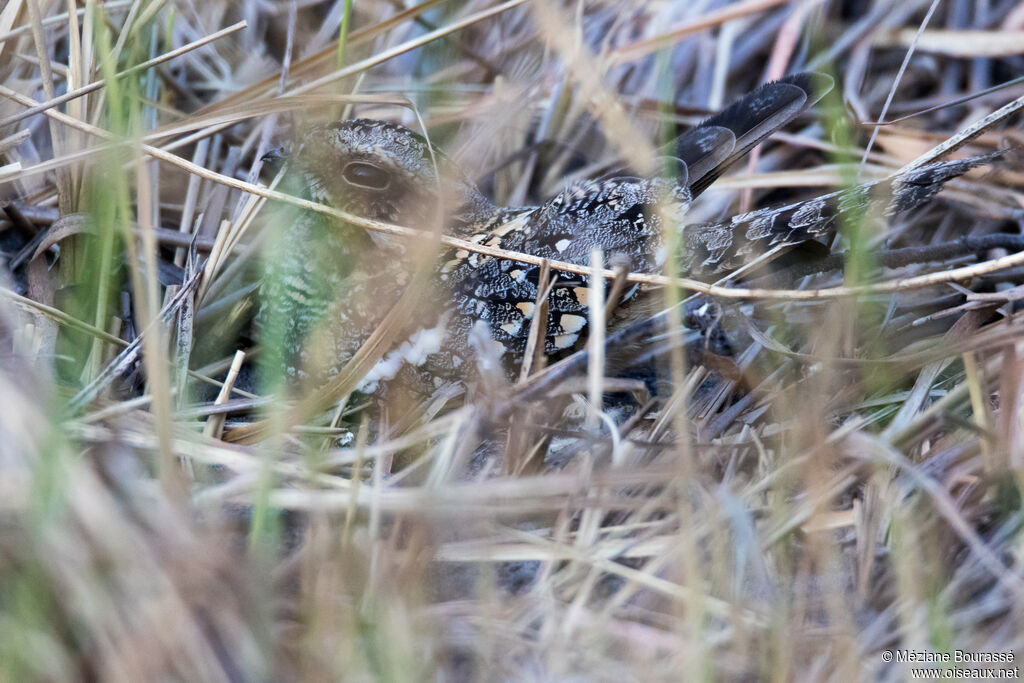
[259,72,997,399]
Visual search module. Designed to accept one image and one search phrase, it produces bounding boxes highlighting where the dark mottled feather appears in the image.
[675,72,833,196]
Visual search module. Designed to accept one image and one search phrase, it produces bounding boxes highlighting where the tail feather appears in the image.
[671,72,834,197]
[682,151,1003,275]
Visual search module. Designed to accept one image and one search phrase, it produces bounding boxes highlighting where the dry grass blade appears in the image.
[609,0,794,64]
[0,20,248,129]
[67,260,203,413]
[518,257,553,382]
[586,248,605,437]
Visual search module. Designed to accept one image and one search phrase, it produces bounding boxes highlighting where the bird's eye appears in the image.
[342,161,391,190]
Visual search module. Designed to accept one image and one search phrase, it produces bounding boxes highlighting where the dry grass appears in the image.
[2,0,1024,681]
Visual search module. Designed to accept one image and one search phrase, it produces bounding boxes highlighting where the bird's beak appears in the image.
[260,146,287,175]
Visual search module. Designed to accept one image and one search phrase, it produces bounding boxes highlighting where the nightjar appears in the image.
[258,72,996,401]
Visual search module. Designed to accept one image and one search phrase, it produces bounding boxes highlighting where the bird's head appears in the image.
[287,119,491,228]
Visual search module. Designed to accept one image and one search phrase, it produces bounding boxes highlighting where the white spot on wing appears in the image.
[491,211,533,237]
[560,314,586,334]
[553,333,578,349]
[516,302,535,317]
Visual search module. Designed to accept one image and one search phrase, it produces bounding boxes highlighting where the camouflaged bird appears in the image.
[259,72,997,399]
